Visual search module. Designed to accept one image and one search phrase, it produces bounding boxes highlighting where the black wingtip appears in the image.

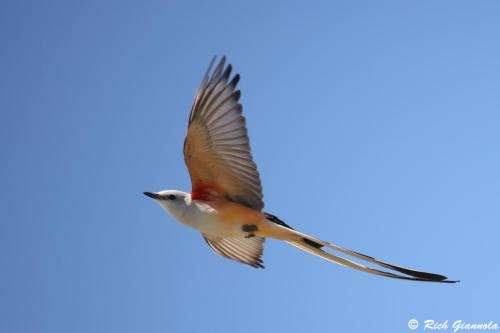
[206,56,217,75]
[229,73,240,88]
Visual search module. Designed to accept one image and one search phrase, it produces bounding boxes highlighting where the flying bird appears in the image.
[144,56,458,283]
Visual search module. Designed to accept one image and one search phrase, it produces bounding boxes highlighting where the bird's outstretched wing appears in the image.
[184,56,264,211]
[203,234,265,268]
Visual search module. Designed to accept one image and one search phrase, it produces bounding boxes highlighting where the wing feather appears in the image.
[184,56,264,210]
[203,234,265,268]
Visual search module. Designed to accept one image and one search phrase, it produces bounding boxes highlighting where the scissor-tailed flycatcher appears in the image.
[144,56,458,283]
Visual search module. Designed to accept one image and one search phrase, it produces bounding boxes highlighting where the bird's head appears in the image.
[143,190,190,220]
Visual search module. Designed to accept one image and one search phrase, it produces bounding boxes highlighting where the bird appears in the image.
[144,56,458,283]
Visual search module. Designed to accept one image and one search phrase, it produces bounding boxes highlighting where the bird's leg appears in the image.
[242,224,258,238]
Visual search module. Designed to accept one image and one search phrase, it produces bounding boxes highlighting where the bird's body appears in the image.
[150,190,291,242]
[144,56,458,282]
[158,190,269,239]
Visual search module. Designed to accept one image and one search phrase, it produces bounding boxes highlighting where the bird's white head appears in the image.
[143,190,191,221]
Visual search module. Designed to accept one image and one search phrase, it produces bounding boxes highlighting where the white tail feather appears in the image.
[270,223,457,283]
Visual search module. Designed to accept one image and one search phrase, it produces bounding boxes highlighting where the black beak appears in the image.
[143,192,160,199]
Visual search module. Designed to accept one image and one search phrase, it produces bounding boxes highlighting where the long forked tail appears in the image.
[264,213,459,283]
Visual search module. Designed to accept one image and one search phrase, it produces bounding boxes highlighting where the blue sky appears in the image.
[1,1,499,332]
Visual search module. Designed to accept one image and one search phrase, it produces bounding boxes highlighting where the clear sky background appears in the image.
[1,1,499,332]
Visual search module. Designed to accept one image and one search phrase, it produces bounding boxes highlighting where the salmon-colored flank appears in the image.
[202,199,293,240]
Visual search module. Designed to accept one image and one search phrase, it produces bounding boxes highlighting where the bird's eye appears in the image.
[168,194,176,200]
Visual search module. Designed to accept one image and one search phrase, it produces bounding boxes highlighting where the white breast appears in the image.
[178,200,245,238]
